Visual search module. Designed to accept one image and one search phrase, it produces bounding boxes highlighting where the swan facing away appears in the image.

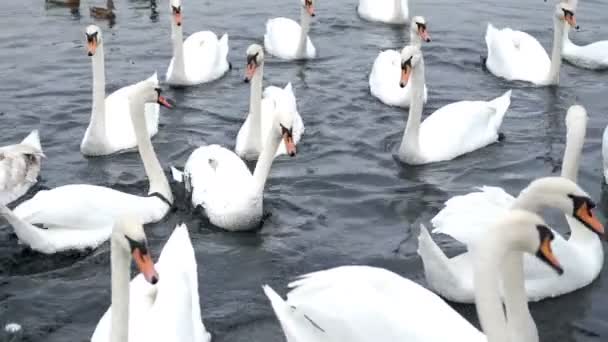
[263,210,563,342]
[357,0,408,24]
[173,100,297,231]
[264,0,316,60]
[235,44,305,160]
[166,0,230,86]
[485,3,577,85]
[82,25,160,156]
[0,130,44,206]
[421,105,604,303]
[398,45,511,164]
[369,16,430,108]
[0,80,174,254]
[563,27,608,70]
[91,220,211,342]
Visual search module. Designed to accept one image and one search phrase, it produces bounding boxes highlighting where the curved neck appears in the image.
[110,235,130,342]
[548,17,566,85]
[171,21,186,78]
[128,97,173,203]
[252,129,282,195]
[410,29,421,48]
[297,7,311,57]
[561,116,586,182]
[501,253,539,342]
[399,59,425,161]
[250,64,264,149]
[90,43,107,138]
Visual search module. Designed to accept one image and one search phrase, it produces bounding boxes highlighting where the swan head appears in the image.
[555,3,578,29]
[496,210,563,275]
[399,45,422,88]
[244,44,264,83]
[85,25,102,56]
[170,0,182,26]
[519,177,604,237]
[301,0,315,17]
[272,103,297,157]
[112,216,159,284]
[129,79,174,109]
[411,16,431,43]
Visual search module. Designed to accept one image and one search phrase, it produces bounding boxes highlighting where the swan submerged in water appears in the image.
[235,44,304,160]
[0,79,174,254]
[81,25,160,156]
[264,0,316,60]
[263,210,564,342]
[165,0,230,85]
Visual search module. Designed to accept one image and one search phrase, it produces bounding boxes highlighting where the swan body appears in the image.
[166,0,230,85]
[173,100,298,231]
[369,16,429,108]
[484,3,576,85]
[398,45,511,165]
[263,211,563,342]
[420,105,604,303]
[235,45,304,160]
[264,0,316,60]
[92,222,211,342]
[563,30,608,70]
[603,125,608,183]
[357,0,408,24]
[0,130,44,206]
[0,79,174,254]
[82,25,160,156]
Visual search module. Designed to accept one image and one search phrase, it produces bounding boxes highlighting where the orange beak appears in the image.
[306,4,315,17]
[575,202,605,237]
[87,40,97,56]
[132,248,159,284]
[157,95,173,109]
[418,27,431,43]
[565,13,576,27]
[174,12,182,26]
[537,238,564,275]
[283,132,297,157]
[400,65,411,88]
[244,63,257,82]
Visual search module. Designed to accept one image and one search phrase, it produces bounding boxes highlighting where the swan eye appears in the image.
[562,9,574,18]
[85,31,98,43]
[536,224,555,242]
[172,5,181,14]
[280,124,293,137]
[247,52,259,66]
[416,23,426,31]
[305,0,313,6]
[401,57,412,70]
[125,235,148,254]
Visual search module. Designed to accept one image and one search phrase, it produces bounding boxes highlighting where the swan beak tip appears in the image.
[399,82,406,88]
[87,52,93,56]
[425,38,431,43]
[244,78,250,83]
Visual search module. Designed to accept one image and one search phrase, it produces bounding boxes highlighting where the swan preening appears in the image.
[235,44,305,160]
[485,2,577,85]
[264,0,316,60]
[263,210,563,342]
[91,219,210,342]
[0,79,174,254]
[369,16,430,108]
[165,0,230,85]
[421,105,604,303]
[398,45,511,164]
[0,130,43,206]
[173,93,298,231]
[357,0,408,24]
[82,25,161,156]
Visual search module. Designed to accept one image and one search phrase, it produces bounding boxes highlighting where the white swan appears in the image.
[172,101,297,231]
[262,210,563,342]
[563,27,608,70]
[369,16,430,108]
[421,106,604,303]
[484,3,577,85]
[264,0,316,60]
[0,130,44,206]
[235,44,305,160]
[0,79,174,254]
[397,45,511,164]
[165,0,230,86]
[357,0,408,24]
[603,124,608,183]
[91,219,211,342]
[82,25,160,156]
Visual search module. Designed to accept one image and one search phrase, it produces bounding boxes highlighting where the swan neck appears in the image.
[561,116,586,182]
[90,43,107,137]
[399,59,425,160]
[250,65,264,148]
[410,28,421,48]
[110,235,130,342]
[501,253,539,342]
[548,18,565,85]
[171,22,186,78]
[252,129,281,195]
[394,0,403,20]
[297,7,311,57]
[128,97,173,203]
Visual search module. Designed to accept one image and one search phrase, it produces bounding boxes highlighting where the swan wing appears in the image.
[0,132,43,205]
[182,31,230,83]
[264,18,315,60]
[563,39,608,69]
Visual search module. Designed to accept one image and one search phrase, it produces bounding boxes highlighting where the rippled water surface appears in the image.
[1,0,608,341]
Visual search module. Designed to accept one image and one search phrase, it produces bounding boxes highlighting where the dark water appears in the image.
[1,0,607,341]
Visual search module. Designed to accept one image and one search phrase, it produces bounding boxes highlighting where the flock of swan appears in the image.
[1,0,607,341]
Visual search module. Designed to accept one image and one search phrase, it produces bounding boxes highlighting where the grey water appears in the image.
[0,0,607,341]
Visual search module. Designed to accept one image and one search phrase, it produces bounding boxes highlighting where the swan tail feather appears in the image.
[263,285,314,342]
[171,166,184,183]
[488,89,512,133]
[0,205,55,254]
[21,130,43,154]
